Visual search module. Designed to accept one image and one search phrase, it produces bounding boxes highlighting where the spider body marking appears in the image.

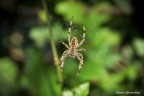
[60,17,86,76]
[70,37,79,57]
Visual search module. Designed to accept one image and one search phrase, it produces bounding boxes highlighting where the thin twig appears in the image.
[41,0,63,83]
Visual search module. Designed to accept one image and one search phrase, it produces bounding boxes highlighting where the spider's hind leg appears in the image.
[75,52,83,76]
[60,50,69,71]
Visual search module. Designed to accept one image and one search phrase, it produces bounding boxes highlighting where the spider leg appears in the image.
[79,24,86,46]
[60,50,70,71]
[77,48,85,51]
[68,16,74,46]
[79,33,85,46]
[60,41,69,49]
[75,52,83,76]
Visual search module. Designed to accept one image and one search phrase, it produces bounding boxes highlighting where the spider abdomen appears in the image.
[71,37,79,48]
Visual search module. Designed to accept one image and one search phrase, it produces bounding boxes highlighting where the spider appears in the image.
[60,16,86,76]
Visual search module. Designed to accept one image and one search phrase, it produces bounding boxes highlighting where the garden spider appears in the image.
[60,16,86,76]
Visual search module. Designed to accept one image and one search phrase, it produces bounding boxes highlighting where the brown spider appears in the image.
[60,17,86,75]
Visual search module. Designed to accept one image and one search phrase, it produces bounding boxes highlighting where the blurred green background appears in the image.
[0,0,144,96]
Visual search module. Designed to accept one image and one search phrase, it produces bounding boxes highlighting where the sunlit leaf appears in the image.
[0,58,18,95]
[55,1,84,23]
[133,38,144,57]
[38,9,47,23]
[92,28,121,47]
[72,82,90,96]
[63,90,73,96]
[0,58,18,83]
[29,27,49,47]
[86,2,112,29]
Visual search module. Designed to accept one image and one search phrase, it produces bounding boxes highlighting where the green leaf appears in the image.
[0,58,18,83]
[92,28,120,47]
[29,23,68,47]
[72,82,90,96]
[100,63,139,92]
[133,38,144,57]
[63,82,90,96]
[29,27,49,47]
[100,73,124,92]
[63,90,73,96]
[79,62,109,81]
[38,9,47,23]
[86,2,112,29]
[0,58,18,95]
[105,54,122,68]
[55,1,84,23]
[125,63,139,81]
[24,47,61,96]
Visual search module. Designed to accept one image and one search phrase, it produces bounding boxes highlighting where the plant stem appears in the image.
[41,0,63,83]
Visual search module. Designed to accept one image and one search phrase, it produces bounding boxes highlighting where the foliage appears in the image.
[0,0,143,96]
[63,82,90,96]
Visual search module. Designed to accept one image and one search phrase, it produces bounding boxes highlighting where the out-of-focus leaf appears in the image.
[78,27,121,81]
[105,54,122,68]
[29,27,49,47]
[133,38,144,57]
[45,67,62,96]
[86,2,112,33]
[92,28,120,47]
[125,63,139,81]
[63,90,73,96]
[122,45,134,60]
[79,55,109,80]
[24,47,61,96]
[79,34,120,80]
[100,62,139,92]
[0,58,18,95]
[55,1,84,23]
[0,58,18,83]
[38,9,47,23]
[63,82,90,96]
[29,23,68,47]
[100,73,124,92]
[52,23,68,41]
[72,82,90,96]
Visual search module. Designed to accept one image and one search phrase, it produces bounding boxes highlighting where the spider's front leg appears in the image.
[68,16,74,46]
[79,33,85,46]
[79,25,86,46]
[76,52,83,74]
[60,41,69,49]
[60,50,70,71]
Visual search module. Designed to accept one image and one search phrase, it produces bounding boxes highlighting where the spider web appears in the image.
[56,16,85,41]
[55,16,86,78]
